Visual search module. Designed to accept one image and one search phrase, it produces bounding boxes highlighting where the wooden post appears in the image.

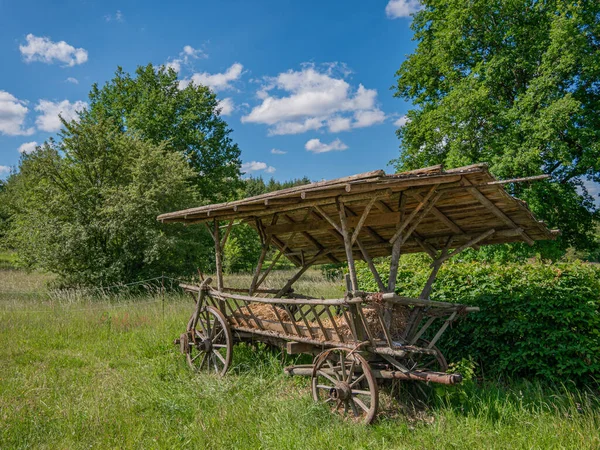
[206,219,224,292]
[338,200,358,292]
[388,192,406,293]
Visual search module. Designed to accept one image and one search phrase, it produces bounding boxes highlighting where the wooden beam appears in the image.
[350,196,378,245]
[388,192,406,293]
[283,213,340,263]
[337,201,358,291]
[212,219,223,291]
[398,191,444,246]
[274,249,326,297]
[389,184,439,244]
[344,205,387,243]
[433,229,496,267]
[463,179,535,245]
[266,210,400,236]
[408,190,464,235]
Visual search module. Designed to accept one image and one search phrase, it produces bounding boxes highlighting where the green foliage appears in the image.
[4,117,212,286]
[357,258,600,385]
[223,224,262,273]
[394,0,600,254]
[243,175,312,198]
[86,64,242,201]
[0,179,9,246]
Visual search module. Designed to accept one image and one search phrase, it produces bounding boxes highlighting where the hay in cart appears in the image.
[160,163,558,423]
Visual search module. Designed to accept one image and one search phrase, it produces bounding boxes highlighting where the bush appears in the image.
[357,257,600,385]
[4,118,212,287]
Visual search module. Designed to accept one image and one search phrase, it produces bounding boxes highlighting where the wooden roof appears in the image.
[158,163,558,266]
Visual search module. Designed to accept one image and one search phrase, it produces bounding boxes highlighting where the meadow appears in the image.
[1,267,599,449]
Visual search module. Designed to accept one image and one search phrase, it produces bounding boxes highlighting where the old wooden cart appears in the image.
[159,164,557,423]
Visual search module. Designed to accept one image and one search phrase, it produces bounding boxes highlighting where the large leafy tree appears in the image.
[5,118,212,286]
[394,0,600,252]
[86,64,242,201]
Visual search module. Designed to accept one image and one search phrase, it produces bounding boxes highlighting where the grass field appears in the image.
[1,268,599,449]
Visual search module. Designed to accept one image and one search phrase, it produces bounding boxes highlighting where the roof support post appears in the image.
[314,205,386,293]
[388,192,406,293]
[249,217,276,295]
[337,200,358,292]
[389,184,439,245]
[205,219,224,294]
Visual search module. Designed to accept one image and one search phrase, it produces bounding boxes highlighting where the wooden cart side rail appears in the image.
[207,288,364,306]
[360,292,480,312]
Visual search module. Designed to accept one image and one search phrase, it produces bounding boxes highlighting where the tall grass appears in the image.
[1,269,599,449]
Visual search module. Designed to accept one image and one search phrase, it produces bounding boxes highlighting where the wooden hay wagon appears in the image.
[159,163,557,423]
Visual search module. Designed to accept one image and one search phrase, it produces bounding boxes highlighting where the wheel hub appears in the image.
[330,382,352,401]
[196,338,212,352]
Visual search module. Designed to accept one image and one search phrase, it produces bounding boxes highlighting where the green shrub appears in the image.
[357,257,600,385]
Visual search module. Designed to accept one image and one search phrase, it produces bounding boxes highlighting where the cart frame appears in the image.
[162,164,557,423]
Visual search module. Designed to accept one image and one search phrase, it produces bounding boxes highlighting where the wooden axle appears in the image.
[284,365,463,385]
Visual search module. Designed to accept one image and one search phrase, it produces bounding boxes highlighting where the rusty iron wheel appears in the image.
[187,306,232,376]
[311,348,379,424]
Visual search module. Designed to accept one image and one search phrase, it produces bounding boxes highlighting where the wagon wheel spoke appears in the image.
[212,349,227,365]
[346,360,356,383]
[212,344,228,348]
[317,370,338,385]
[326,359,341,381]
[316,384,334,390]
[213,329,224,343]
[349,373,365,388]
[198,353,208,370]
[339,352,346,380]
[209,318,218,339]
[349,399,360,417]
[353,396,370,413]
[350,389,372,396]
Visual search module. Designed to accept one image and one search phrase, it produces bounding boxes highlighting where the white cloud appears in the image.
[242,63,385,135]
[105,10,124,22]
[217,97,234,116]
[305,138,348,154]
[165,44,207,73]
[353,109,386,128]
[181,63,244,91]
[271,148,286,155]
[0,91,34,136]
[241,161,276,174]
[385,0,422,18]
[34,99,87,132]
[327,116,352,133]
[0,165,11,178]
[394,115,410,127]
[20,34,88,67]
[18,141,38,154]
[65,77,79,84]
[166,60,181,73]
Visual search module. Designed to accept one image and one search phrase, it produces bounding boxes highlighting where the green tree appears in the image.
[5,117,212,286]
[243,175,311,198]
[86,64,242,201]
[394,0,600,253]
[0,179,9,246]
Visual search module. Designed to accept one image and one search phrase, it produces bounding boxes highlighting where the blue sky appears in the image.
[0,0,423,182]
